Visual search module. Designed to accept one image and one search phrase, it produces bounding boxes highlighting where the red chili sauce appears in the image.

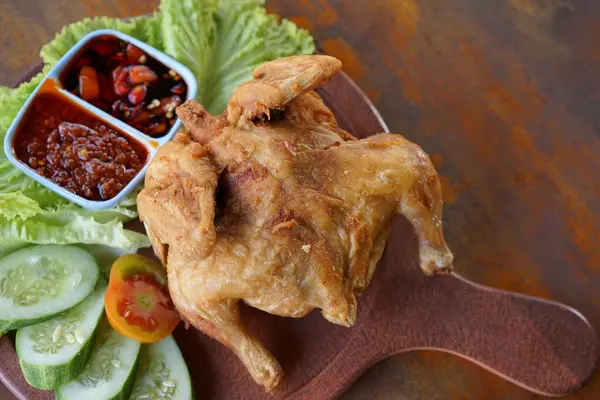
[13,92,148,201]
[60,35,187,138]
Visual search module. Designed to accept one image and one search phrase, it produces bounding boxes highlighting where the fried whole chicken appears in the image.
[137,55,453,390]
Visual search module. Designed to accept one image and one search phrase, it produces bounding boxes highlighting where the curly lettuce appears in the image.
[0,0,314,253]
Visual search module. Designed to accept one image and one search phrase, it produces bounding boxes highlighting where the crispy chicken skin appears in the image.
[137,55,453,391]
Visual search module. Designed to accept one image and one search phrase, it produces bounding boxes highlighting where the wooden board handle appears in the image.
[344,222,600,398]
[359,269,600,398]
[412,273,599,397]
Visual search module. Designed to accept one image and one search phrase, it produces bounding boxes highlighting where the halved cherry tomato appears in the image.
[105,254,180,343]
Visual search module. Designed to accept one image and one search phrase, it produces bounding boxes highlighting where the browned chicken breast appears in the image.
[137,55,453,391]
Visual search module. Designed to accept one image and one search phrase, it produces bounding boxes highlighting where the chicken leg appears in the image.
[137,133,285,389]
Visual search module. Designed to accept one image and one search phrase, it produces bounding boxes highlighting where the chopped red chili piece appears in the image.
[171,82,186,95]
[128,84,147,105]
[128,65,158,85]
[126,43,146,65]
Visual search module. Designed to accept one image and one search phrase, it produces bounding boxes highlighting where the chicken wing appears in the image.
[137,55,453,391]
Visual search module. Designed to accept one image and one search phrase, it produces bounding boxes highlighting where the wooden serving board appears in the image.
[0,65,598,400]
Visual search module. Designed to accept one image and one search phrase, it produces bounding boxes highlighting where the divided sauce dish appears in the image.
[3,29,198,210]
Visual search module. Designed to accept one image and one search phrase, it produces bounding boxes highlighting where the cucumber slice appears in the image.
[0,245,99,333]
[16,278,107,389]
[56,317,141,400]
[130,336,194,400]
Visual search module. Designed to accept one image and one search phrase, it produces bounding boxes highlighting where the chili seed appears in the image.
[147,99,160,110]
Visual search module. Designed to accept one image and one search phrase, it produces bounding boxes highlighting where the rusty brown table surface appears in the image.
[1,0,599,399]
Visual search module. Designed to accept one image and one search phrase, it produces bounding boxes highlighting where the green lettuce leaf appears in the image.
[161,0,218,83]
[160,0,314,114]
[0,86,11,101]
[140,12,164,50]
[0,193,43,220]
[0,200,147,255]
[0,195,148,254]
[0,160,66,207]
[206,0,314,113]
[0,215,148,257]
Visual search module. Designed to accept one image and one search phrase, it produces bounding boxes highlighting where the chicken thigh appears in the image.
[137,55,453,391]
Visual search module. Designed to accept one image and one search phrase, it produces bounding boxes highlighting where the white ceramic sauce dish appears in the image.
[3,29,197,209]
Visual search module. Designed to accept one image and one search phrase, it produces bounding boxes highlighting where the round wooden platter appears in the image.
[1,64,598,400]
